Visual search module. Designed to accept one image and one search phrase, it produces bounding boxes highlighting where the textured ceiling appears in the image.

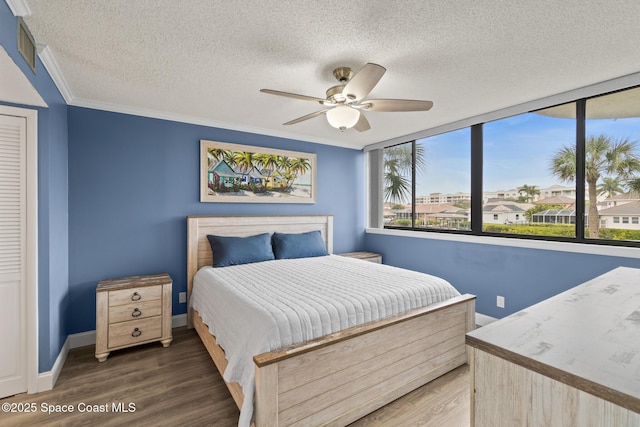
[19,0,640,149]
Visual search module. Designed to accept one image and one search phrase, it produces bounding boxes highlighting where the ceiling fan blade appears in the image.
[353,112,371,132]
[342,63,386,101]
[363,99,433,112]
[260,89,326,103]
[283,109,328,125]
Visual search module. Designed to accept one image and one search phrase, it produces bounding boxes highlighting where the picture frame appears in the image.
[200,140,317,203]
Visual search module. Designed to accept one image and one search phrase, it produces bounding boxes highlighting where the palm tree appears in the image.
[597,177,624,198]
[276,155,292,173]
[232,151,256,175]
[626,178,640,194]
[207,148,232,168]
[518,184,541,203]
[383,143,427,203]
[549,134,640,238]
[253,153,278,175]
[253,153,278,188]
[289,158,311,176]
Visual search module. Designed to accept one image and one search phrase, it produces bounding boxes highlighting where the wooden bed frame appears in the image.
[187,215,476,426]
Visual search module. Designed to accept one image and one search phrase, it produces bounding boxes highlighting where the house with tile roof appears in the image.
[483,201,534,225]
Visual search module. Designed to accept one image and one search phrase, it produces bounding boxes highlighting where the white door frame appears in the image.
[0,104,38,394]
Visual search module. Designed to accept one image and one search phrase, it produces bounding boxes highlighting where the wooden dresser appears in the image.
[466,267,640,426]
[95,273,173,362]
[338,251,382,263]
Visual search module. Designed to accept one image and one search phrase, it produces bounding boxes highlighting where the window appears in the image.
[375,85,640,247]
[585,87,640,242]
[383,130,471,231]
[414,129,470,231]
[483,104,576,237]
[383,142,414,227]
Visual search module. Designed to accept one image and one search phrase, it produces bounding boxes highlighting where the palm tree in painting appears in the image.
[253,153,279,189]
[279,171,297,190]
[518,184,541,203]
[597,177,624,198]
[276,155,292,173]
[232,151,257,175]
[549,134,640,238]
[254,153,278,174]
[207,148,232,168]
[289,157,311,176]
[383,143,426,203]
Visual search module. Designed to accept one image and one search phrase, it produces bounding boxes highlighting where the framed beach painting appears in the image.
[200,140,317,203]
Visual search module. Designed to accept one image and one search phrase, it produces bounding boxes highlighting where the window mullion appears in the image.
[411,140,417,229]
[471,124,483,234]
[575,99,586,241]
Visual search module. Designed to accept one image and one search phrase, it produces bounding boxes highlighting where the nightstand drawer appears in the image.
[109,285,162,307]
[109,300,162,324]
[108,316,162,348]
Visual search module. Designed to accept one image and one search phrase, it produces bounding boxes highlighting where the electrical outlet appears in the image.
[179,292,187,303]
[496,295,505,308]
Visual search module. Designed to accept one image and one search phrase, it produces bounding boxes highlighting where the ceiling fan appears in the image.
[260,63,433,132]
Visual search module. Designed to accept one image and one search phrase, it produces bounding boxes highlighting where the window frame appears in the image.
[377,84,640,249]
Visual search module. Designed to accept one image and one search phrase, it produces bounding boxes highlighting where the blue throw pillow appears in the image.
[207,233,275,267]
[271,230,329,260]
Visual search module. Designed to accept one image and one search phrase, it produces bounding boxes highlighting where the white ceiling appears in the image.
[15,0,640,150]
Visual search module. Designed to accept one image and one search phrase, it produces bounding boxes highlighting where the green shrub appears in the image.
[598,228,640,241]
[483,223,575,237]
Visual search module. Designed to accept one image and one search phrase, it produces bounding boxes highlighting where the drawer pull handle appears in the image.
[131,328,142,338]
[131,308,142,318]
[131,292,142,301]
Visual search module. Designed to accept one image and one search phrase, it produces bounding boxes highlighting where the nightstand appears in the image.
[95,273,173,362]
[338,251,382,264]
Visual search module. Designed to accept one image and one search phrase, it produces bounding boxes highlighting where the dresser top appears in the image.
[97,273,172,292]
[466,266,640,413]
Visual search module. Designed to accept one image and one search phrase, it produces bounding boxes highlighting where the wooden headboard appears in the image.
[186,215,334,326]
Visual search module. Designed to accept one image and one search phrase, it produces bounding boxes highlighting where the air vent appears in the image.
[17,17,36,73]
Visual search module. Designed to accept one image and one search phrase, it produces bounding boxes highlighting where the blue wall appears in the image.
[1,1,69,372]
[364,233,640,318]
[67,107,365,334]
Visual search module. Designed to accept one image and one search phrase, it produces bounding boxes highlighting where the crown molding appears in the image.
[6,0,31,16]
[37,48,360,149]
[70,97,360,150]
[37,45,73,103]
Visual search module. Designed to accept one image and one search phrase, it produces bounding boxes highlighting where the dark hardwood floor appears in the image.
[0,328,470,426]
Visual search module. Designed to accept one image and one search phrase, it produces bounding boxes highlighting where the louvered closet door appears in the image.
[0,114,27,398]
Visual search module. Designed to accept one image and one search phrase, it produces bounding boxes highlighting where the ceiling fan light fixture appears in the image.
[326,105,360,131]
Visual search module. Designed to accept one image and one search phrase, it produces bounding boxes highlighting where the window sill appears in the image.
[365,227,640,259]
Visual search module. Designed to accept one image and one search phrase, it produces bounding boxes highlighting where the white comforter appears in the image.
[190,255,460,427]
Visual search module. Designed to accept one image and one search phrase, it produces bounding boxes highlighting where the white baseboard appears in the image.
[37,313,188,392]
[172,313,187,329]
[475,312,498,327]
[68,329,97,349]
[35,335,70,393]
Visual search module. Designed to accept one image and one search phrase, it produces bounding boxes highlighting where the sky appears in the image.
[414,110,640,197]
